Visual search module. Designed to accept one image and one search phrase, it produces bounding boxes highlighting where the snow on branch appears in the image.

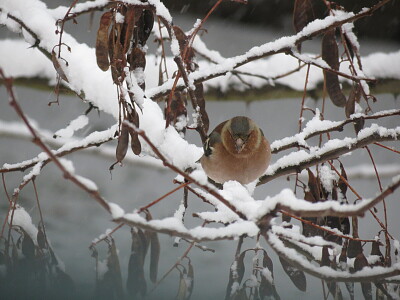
[260,123,400,184]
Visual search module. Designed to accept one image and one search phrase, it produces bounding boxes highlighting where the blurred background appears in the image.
[1,0,399,299]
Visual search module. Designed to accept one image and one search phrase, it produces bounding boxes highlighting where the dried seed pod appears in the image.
[127,228,147,297]
[129,47,146,71]
[346,84,364,133]
[127,109,142,155]
[122,7,135,54]
[115,122,129,163]
[354,253,372,300]
[338,162,348,197]
[322,29,346,107]
[149,230,160,283]
[51,50,69,82]
[293,0,314,52]
[307,168,320,202]
[107,239,124,298]
[96,11,113,71]
[195,83,209,134]
[22,231,35,260]
[37,225,46,249]
[279,256,307,292]
[347,239,362,258]
[138,10,154,46]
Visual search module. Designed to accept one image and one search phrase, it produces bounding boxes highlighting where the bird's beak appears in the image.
[235,137,245,153]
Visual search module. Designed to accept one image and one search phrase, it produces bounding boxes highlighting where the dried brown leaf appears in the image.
[129,47,146,71]
[96,11,113,71]
[138,10,154,46]
[279,256,307,292]
[51,50,69,82]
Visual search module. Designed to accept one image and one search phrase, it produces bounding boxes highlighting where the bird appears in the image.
[200,116,271,185]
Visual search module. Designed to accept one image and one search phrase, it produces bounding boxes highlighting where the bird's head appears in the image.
[222,116,263,155]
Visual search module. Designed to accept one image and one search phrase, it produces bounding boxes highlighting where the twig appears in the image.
[1,70,111,213]
[124,121,247,220]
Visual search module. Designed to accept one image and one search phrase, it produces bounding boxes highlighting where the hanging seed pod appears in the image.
[129,47,146,71]
[307,168,321,202]
[51,50,69,82]
[195,83,209,134]
[127,228,147,297]
[279,256,307,292]
[115,122,129,163]
[138,10,154,46]
[346,84,364,133]
[338,162,348,197]
[370,241,385,266]
[37,225,46,249]
[96,11,113,71]
[127,108,142,155]
[354,253,372,300]
[107,239,124,298]
[347,239,362,259]
[149,230,160,283]
[293,0,314,52]
[322,29,347,107]
[21,231,35,260]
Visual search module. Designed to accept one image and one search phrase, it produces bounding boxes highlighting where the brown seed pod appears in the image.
[322,29,346,107]
[127,228,147,297]
[293,0,314,52]
[115,122,129,163]
[137,10,154,46]
[195,83,209,134]
[129,47,146,71]
[96,11,113,71]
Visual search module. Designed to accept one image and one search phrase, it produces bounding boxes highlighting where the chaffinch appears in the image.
[200,116,271,185]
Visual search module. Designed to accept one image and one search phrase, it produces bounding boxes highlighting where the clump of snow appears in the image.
[109,202,125,219]
[8,205,38,244]
[54,115,89,138]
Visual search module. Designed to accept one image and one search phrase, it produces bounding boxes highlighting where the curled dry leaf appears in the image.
[279,256,307,292]
[96,11,113,71]
[51,50,69,82]
[322,29,346,107]
[260,250,280,300]
[293,0,314,52]
[225,251,246,300]
[346,84,364,133]
[354,253,372,300]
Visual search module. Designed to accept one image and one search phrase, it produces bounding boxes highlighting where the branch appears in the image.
[274,176,400,218]
[147,0,393,100]
[1,71,111,213]
[271,109,400,153]
[266,231,400,282]
[259,124,400,185]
